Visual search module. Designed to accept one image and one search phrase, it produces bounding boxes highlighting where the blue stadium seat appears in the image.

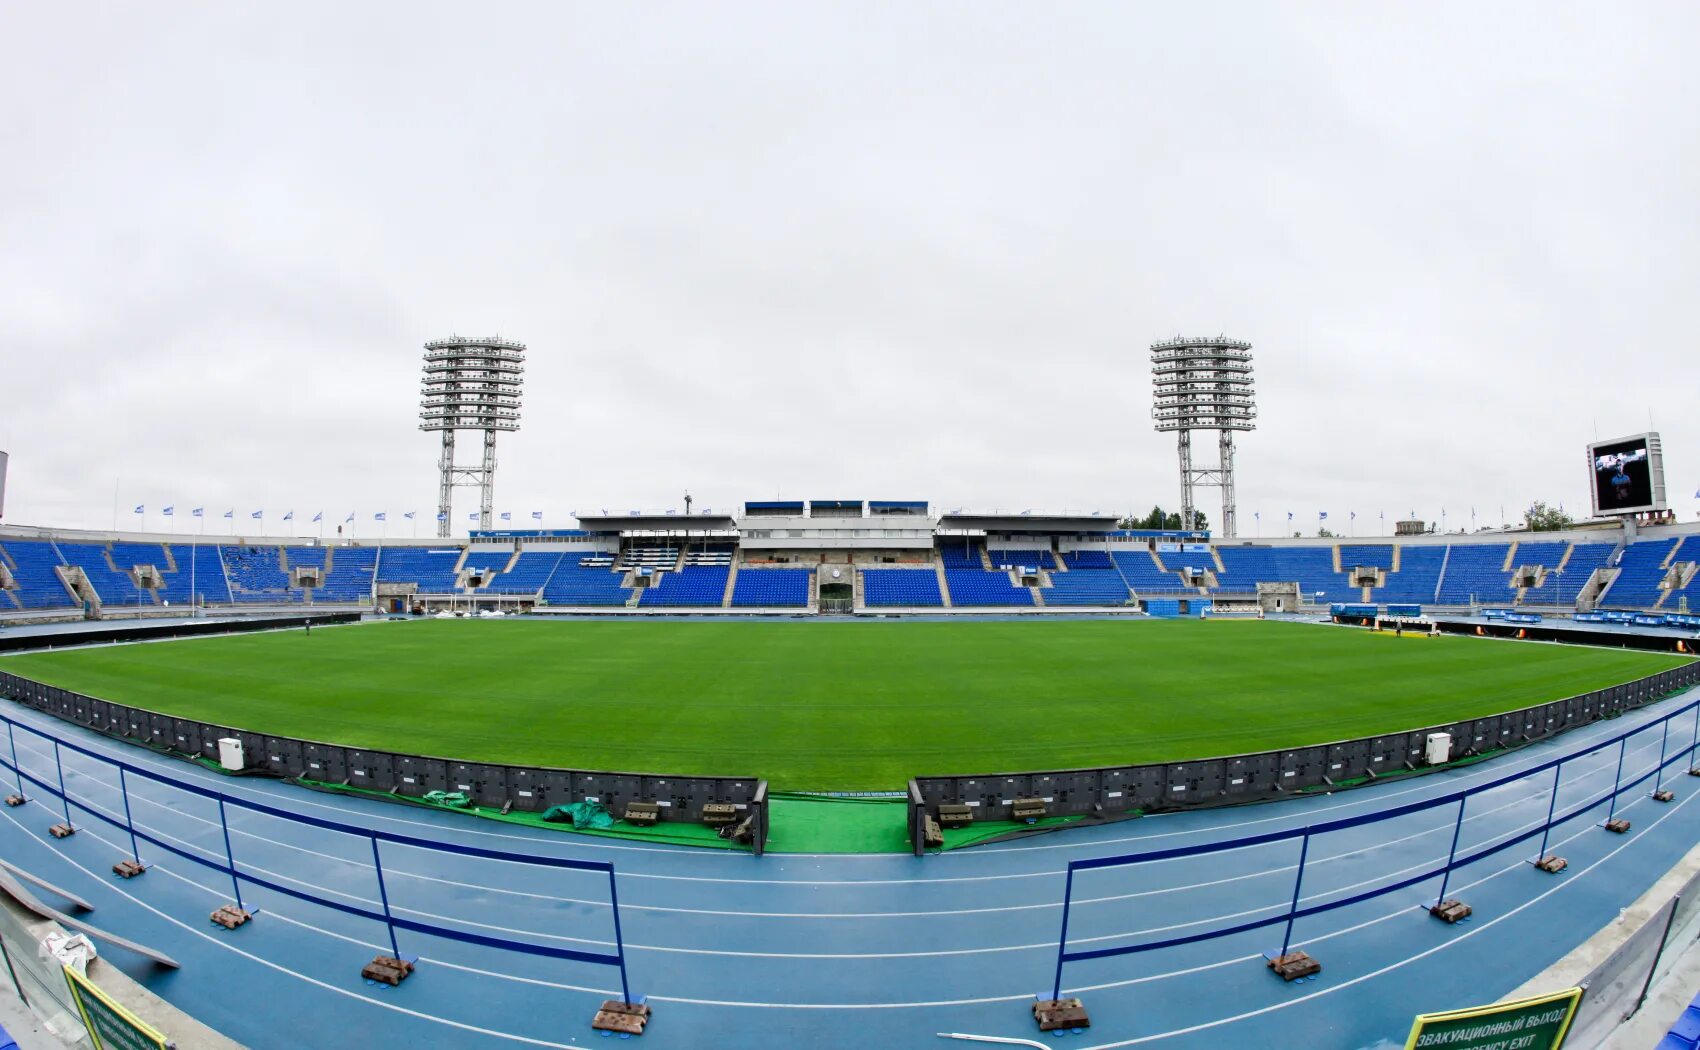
[1540,544,1613,604]
[158,544,232,605]
[221,545,297,603]
[988,548,1056,570]
[1063,550,1114,570]
[1337,545,1394,570]
[1435,544,1516,604]
[1044,570,1130,606]
[59,543,155,606]
[1111,549,1190,594]
[541,553,632,606]
[731,568,812,607]
[0,540,79,609]
[317,546,377,602]
[861,569,942,607]
[479,551,562,595]
[943,567,1034,606]
[1602,539,1679,609]
[1373,546,1446,604]
[640,565,730,607]
[374,547,461,593]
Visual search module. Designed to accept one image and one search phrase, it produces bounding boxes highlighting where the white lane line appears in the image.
[6,772,1679,1015]
[11,727,1659,930]
[1069,778,1700,1048]
[9,689,1693,879]
[0,810,613,1047]
[33,814,629,997]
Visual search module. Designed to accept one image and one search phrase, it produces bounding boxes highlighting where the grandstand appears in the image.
[5,510,1700,621]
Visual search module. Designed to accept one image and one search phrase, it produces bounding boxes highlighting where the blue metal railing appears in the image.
[0,711,634,1003]
[1050,680,1700,1001]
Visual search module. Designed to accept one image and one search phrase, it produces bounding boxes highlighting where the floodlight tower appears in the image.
[420,336,525,537]
[1151,335,1256,538]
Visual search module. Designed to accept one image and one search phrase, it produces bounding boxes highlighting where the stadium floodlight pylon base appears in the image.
[592,998,651,1036]
[1267,950,1321,981]
[1033,996,1090,1031]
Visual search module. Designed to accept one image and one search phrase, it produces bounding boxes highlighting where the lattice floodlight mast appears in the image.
[420,336,525,538]
[1151,336,1256,538]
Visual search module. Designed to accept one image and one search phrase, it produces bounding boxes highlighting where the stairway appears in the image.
[934,562,953,607]
[721,556,741,608]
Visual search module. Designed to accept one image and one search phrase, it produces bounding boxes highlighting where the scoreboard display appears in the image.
[1587,432,1666,516]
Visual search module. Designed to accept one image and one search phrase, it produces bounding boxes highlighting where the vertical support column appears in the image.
[1219,430,1237,538]
[1279,831,1311,958]
[608,868,632,1006]
[436,429,455,538]
[1177,430,1194,533]
[1051,866,1076,1003]
[480,429,497,533]
[370,835,401,960]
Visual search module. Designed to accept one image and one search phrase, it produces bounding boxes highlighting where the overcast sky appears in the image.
[2,2,1695,538]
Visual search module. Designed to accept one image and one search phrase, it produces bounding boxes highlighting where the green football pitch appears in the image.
[1,619,1688,790]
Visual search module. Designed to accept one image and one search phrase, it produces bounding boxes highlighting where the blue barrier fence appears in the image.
[1050,677,1700,1001]
[0,709,635,1004]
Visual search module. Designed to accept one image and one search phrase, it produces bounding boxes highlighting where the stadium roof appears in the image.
[574,511,737,531]
[934,511,1121,534]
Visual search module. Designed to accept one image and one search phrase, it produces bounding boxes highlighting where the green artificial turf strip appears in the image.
[2,619,1688,791]
[764,794,912,853]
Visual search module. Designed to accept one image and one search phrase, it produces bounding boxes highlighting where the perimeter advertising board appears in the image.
[62,965,170,1050]
[1403,988,1582,1050]
[1587,432,1666,516]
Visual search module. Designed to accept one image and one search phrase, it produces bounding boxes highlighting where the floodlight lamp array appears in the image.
[1151,336,1256,433]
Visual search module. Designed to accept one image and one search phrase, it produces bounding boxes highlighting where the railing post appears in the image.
[1436,796,1467,905]
[119,767,140,862]
[218,798,243,909]
[1279,831,1312,958]
[1689,703,1700,772]
[608,868,632,1005]
[51,740,72,827]
[1537,760,1563,861]
[1606,738,1628,824]
[1051,865,1076,1003]
[5,720,24,799]
[1653,719,1671,796]
[369,835,401,959]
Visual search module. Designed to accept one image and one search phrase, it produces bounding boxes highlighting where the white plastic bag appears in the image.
[39,931,97,974]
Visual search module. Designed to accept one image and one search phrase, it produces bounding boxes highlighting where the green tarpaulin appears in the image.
[541,800,615,830]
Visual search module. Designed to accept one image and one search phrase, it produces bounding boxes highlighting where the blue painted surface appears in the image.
[2,678,1700,1048]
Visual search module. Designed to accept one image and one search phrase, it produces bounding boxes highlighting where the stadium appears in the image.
[5,7,1700,1050]
[2,328,1699,1048]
